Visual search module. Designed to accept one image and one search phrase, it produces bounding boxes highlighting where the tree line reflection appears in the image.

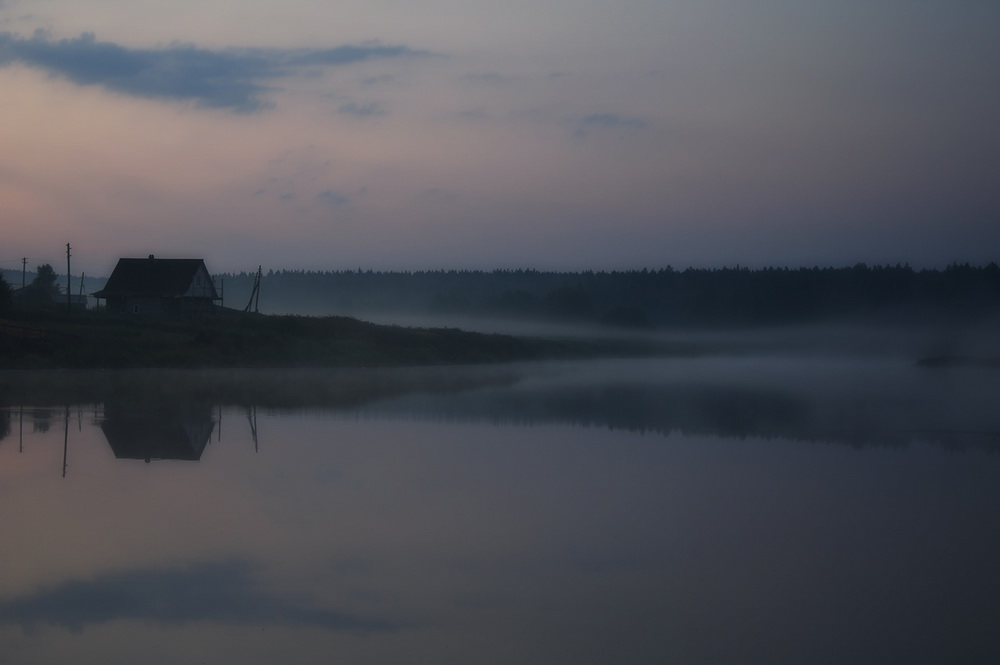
[1,364,998,471]
[354,382,1000,452]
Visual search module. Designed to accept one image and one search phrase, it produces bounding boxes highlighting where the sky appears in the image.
[1,0,998,276]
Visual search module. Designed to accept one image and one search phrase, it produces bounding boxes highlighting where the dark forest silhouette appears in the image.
[1,264,62,313]
[214,263,1000,327]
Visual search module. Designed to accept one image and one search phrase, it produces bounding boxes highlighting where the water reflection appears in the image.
[100,401,216,462]
[0,560,396,633]
[0,358,998,664]
[365,379,1000,451]
[1,359,999,455]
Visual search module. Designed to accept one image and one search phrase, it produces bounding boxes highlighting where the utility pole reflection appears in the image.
[247,405,258,453]
[62,405,69,478]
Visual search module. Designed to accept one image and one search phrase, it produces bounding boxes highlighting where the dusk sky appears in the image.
[2,1,998,276]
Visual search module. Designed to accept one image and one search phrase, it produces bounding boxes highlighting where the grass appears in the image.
[0,309,659,370]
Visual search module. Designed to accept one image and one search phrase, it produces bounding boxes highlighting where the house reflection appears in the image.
[100,401,216,462]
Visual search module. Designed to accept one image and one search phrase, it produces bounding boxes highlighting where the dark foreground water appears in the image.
[1,356,998,664]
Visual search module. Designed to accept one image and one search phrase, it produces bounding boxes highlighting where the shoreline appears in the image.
[0,310,667,371]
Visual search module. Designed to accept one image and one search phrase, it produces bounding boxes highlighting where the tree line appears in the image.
[0,264,62,316]
[213,263,1000,327]
[4,262,997,327]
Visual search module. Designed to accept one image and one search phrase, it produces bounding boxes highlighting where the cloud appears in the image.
[574,113,649,139]
[336,101,387,117]
[317,189,350,206]
[288,45,425,67]
[580,113,648,130]
[0,560,397,632]
[360,74,395,87]
[462,72,514,86]
[0,31,429,112]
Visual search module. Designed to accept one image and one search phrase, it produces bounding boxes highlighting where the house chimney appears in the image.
[148,254,155,260]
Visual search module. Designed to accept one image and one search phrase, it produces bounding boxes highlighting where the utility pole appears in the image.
[21,257,26,289]
[244,266,262,313]
[65,243,72,311]
[255,266,261,313]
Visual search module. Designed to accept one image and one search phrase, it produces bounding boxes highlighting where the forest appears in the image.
[3,262,998,329]
[213,263,1000,328]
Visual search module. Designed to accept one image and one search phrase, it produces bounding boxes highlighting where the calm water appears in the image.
[1,356,999,664]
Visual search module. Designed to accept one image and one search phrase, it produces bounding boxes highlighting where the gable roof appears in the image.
[94,257,218,299]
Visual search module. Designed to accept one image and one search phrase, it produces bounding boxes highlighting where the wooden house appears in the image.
[93,255,220,315]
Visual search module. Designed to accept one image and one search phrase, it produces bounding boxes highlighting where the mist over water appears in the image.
[357,312,1000,362]
[3,352,999,449]
[1,352,999,664]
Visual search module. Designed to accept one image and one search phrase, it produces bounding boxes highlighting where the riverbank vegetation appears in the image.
[0,309,668,370]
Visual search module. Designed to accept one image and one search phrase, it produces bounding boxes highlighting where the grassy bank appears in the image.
[0,310,664,370]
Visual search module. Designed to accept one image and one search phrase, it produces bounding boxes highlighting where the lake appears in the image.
[1,355,999,664]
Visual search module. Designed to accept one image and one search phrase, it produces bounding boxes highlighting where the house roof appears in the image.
[93,257,218,299]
